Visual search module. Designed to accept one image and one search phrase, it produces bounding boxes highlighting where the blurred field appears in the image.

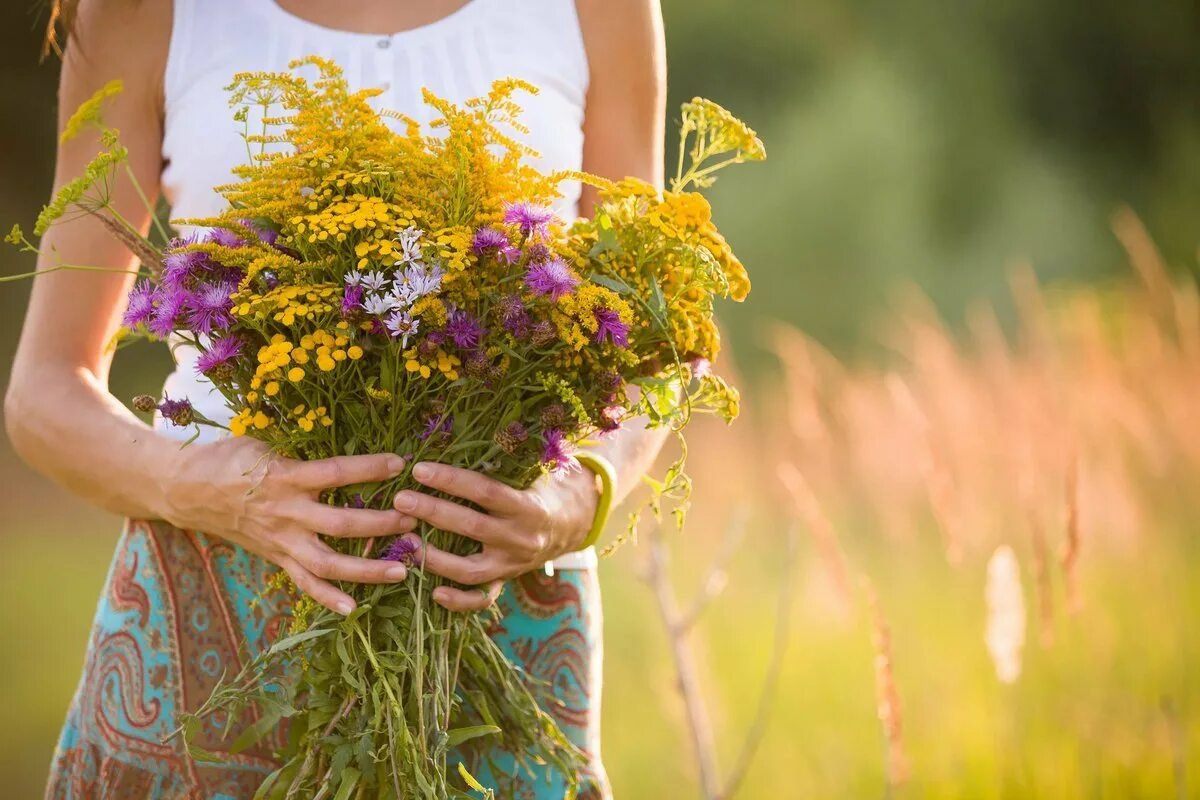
[3,0,1200,798]
[4,218,1200,798]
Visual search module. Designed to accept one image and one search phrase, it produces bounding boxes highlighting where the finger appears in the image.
[288,537,409,584]
[293,501,417,539]
[433,580,505,612]
[411,462,523,513]
[289,453,406,490]
[279,556,356,616]
[403,536,509,585]
[393,491,503,545]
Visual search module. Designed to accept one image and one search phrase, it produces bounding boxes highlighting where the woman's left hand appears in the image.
[392,461,599,611]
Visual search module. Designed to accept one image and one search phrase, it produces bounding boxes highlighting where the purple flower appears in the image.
[472,226,509,254]
[540,428,579,473]
[341,284,364,317]
[525,243,552,264]
[122,280,156,328]
[418,413,453,441]
[496,294,531,337]
[445,308,486,350]
[161,236,207,288]
[206,227,246,248]
[381,536,419,565]
[593,308,630,347]
[148,284,192,338]
[689,357,712,380]
[503,202,556,238]
[524,258,579,301]
[260,270,280,290]
[475,227,522,263]
[188,282,235,335]
[157,395,194,427]
[195,335,243,378]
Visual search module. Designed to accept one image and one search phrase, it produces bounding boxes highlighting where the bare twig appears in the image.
[644,511,798,800]
[645,522,722,798]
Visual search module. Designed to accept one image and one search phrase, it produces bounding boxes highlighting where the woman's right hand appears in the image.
[159,436,417,615]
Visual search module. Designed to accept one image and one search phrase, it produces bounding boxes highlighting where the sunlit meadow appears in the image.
[2,210,1197,798]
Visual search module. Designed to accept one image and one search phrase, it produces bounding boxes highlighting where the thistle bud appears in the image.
[540,403,568,429]
[464,350,490,379]
[157,397,195,427]
[132,394,157,413]
[530,321,556,348]
[494,421,529,454]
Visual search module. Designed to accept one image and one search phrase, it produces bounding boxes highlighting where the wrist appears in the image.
[573,452,616,552]
[152,438,190,524]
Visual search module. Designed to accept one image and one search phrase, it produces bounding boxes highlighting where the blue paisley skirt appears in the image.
[45,519,609,799]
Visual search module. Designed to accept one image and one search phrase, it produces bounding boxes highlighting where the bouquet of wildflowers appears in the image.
[11,58,762,798]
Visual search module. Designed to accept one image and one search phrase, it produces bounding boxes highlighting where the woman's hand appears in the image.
[160,436,417,615]
[391,461,600,612]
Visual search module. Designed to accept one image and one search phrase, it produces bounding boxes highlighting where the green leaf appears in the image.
[229,707,283,754]
[332,767,361,800]
[457,762,488,793]
[445,724,501,748]
[589,272,635,296]
[587,212,623,258]
[265,627,332,658]
[649,275,668,317]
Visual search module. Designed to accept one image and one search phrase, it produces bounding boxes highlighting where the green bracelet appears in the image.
[575,451,617,551]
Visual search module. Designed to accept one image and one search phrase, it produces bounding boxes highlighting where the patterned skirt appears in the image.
[45,519,608,799]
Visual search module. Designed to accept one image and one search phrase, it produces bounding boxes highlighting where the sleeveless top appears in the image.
[154,0,596,568]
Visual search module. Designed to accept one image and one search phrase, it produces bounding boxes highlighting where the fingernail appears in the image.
[412,462,433,481]
[386,455,406,474]
[336,599,355,615]
[385,564,407,581]
[394,492,415,511]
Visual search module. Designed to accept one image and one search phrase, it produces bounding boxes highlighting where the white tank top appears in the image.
[154,0,595,569]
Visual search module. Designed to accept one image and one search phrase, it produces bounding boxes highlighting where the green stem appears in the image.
[0,262,145,282]
[123,163,170,242]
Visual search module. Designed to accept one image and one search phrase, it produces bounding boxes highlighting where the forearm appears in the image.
[4,363,181,520]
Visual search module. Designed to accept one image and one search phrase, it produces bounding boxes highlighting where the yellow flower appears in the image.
[287,367,305,382]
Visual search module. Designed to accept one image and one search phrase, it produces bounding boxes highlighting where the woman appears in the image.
[7,0,669,797]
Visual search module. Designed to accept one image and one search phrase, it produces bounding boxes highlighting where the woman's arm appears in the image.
[6,0,417,615]
[389,0,671,611]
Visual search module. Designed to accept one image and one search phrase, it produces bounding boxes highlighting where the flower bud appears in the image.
[132,394,157,413]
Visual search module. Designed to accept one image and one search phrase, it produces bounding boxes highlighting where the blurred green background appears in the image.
[2,1,1199,798]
